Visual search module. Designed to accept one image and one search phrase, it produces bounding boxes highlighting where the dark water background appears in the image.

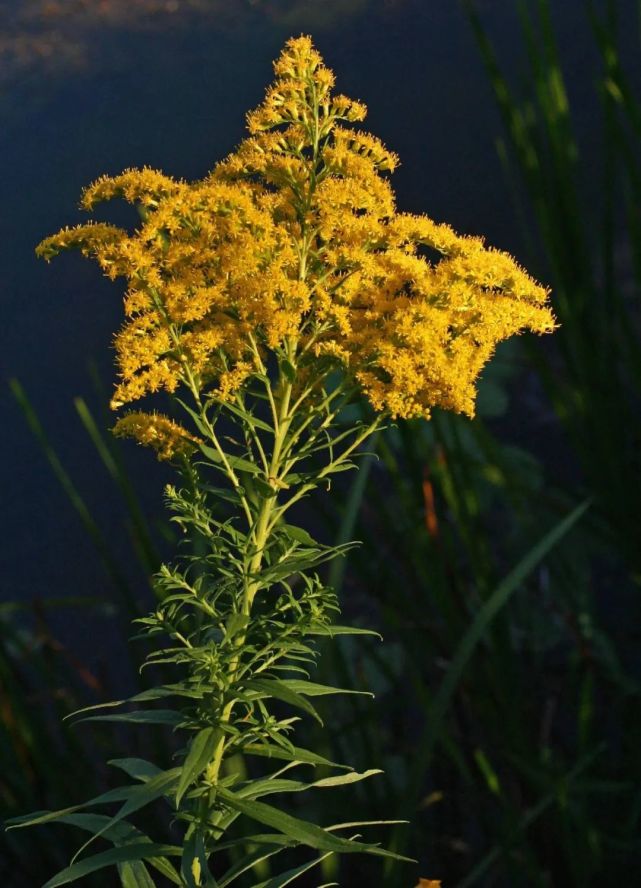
[0,0,636,672]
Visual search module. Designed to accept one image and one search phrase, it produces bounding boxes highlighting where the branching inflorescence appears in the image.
[10,36,555,886]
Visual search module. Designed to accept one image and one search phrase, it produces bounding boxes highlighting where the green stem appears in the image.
[193,79,348,829]
[272,415,383,525]
[202,354,294,793]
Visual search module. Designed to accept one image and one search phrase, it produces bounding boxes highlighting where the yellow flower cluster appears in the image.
[37,34,554,426]
[315,211,553,417]
[112,412,202,461]
[38,175,302,407]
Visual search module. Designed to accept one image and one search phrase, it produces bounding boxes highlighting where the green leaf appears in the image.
[243,742,350,770]
[236,769,382,802]
[66,685,204,721]
[324,461,356,474]
[220,399,274,433]
[327,819,408,831]
[309,769,382,789]
[225,612,249,641]
[176,727,221,805]
[6,786,135,830]
[305,624,382,639]
[55,812,148,843]
[257,553,334,587]
[217,789,411,861]
[199,444,259,475]
[118,861,156,888]
[202,484,245,504]
[130,684,206,702]
[251,852,332,888]
[280,359,297,383]
[212,833,295,853]
[55,813,182,886]
[219,844,286,887]
[109,758,163,783]
[42,844,180,887]
[173,397,212,438]
[243,679,322,724]
[278,679,373,699]
[70,769,181,863]
[253,476,278,498]
[282,525,317,546]
[180,829,217,888]
[76,710,184,726]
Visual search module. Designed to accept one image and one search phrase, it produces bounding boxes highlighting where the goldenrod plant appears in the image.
[8,36,554,886]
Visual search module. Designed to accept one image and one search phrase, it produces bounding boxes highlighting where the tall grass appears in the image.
[466,0,641,573]
[1,383,172,886]
[306,1,641,882]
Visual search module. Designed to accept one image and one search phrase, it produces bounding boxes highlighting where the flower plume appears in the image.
[37,35,554,431]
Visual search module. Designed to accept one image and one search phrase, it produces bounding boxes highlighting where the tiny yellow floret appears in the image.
[112,412,202,461]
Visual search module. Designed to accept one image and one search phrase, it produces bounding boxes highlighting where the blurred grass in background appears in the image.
[2,0,641,885]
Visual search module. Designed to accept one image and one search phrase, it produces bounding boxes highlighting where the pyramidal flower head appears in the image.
[37,35,555,430]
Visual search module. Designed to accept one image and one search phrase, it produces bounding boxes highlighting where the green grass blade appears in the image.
[328,429,380,594]
[386,498,590,868]
[422,499,590,760]
[456,746,604,887]
[250,852,332,888]
[9,378,138,616]
[74,396,161,577]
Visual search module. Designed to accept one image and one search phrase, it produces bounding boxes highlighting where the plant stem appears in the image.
[201,356,294,796]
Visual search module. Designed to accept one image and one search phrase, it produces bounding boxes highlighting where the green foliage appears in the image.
[7,344,410,886]
[466,0,641,573]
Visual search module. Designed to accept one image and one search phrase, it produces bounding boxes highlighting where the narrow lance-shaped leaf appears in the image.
[55,813,182,885]
[108,758,163,783]
[42,844,181,888]
[69,769,181,864]
[235,769,383,801]
[243,678,323,724]
[217,788,413,861]
[277,679,374,698]
[242,742,352,770]
[117,860,157,888]
[250,851,333,888]
[176,727,222,805]
[75,709,184,727]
